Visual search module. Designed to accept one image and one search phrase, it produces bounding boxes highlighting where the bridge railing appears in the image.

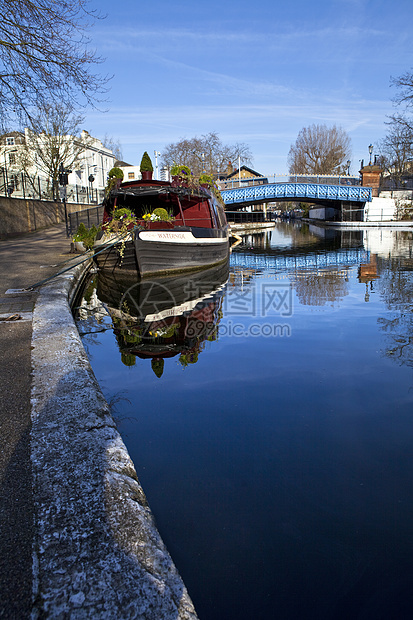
[218,174,360,190]
[380,177,413,190]
[225,211,277,224]
[221,182,372,205]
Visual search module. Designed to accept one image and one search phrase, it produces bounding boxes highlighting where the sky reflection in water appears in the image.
[77,223,413,620]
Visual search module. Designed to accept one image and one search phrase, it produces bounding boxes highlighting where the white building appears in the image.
[70,130,116,194]
[116,162,141,182]
[0,129,116,203]
[115,160,170,183]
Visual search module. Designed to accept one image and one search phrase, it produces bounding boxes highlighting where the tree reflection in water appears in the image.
[293,267,350,306]
[377,257,413,367]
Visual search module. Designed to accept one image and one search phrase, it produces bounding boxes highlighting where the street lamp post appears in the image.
[154,151,161,180]
[368,144,373,165]
[88,174,95,203]
[86,163,97,202]
[347,160,351,175]
[58,163,69,236]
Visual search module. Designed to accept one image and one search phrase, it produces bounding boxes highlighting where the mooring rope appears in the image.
[25,228,137,291]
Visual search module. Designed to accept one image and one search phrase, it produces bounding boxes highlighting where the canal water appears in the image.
[76,222,413,619]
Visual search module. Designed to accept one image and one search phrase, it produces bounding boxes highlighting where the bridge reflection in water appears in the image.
[230,247,369,274]
[228,229,369,309]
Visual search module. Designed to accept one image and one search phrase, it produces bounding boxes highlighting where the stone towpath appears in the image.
[0,223,75,619]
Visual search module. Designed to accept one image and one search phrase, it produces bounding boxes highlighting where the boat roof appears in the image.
[112,182,210,200]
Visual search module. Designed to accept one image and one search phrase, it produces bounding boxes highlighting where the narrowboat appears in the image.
[94,177,230,277]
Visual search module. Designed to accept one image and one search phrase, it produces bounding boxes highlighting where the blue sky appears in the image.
[84,0,413,174]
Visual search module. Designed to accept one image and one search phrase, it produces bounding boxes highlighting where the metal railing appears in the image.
[219,174,361,190]
[222,183,372,206]
[226,211,277,223]
[219,173,413,192]
[67,205,104,237]
[380,177,413,190]
[0,165,105,204]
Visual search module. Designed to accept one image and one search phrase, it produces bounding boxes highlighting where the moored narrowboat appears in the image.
[94,177,230,277]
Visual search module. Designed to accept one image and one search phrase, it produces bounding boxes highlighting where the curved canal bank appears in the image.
[304,217,413,228]
[30,258,198,618]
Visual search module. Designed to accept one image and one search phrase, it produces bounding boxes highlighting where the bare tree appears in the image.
[101,134,123,161]
[375,68,413,187]
[377,116,413,186]
[17,103,92,199]
[0,0,109,128]
[162,132,253,177]
[391,69,413,109]
[288,124,352,175]
[387,69,413,133]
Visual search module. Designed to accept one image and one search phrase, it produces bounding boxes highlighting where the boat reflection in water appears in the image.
[97,262,229,376]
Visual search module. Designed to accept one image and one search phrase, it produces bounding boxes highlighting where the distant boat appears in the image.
[94,177,230,277]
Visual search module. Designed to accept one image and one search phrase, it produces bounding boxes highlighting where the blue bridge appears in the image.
[221,182,372,208]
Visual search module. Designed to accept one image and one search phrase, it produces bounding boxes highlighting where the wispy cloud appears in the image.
[87,99,391,138]
[85,0,411,171]
[97,24,385,46]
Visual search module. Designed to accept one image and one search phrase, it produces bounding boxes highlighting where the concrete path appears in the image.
[0,224,75,618]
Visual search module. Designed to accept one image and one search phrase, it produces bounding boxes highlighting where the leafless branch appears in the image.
[0,0,110,127]
[288,124,351,175]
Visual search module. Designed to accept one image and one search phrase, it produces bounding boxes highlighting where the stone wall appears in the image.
[308,206,338,221]
[0,197,96,238]
[365,196,397,221]
[379,189,413,200]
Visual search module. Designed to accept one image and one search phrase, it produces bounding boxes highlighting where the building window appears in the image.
[9,153,16,165]
[6,137,15,146]
[128,172,135,179]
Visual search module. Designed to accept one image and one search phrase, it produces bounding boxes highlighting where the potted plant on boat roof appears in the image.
[170,163,192,187]
[140,151,154,181]
[199,173,215,188]
[198,172,224,203]
[142,207,175,229]
[105,167,124,195]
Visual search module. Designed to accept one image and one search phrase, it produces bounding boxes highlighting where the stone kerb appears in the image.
[30,260,197,619]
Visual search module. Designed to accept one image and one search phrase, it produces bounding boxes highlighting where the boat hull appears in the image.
[93,239,137,272]
[95,178,230,277]
[94,227,229,277]
[135,228,229,277]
